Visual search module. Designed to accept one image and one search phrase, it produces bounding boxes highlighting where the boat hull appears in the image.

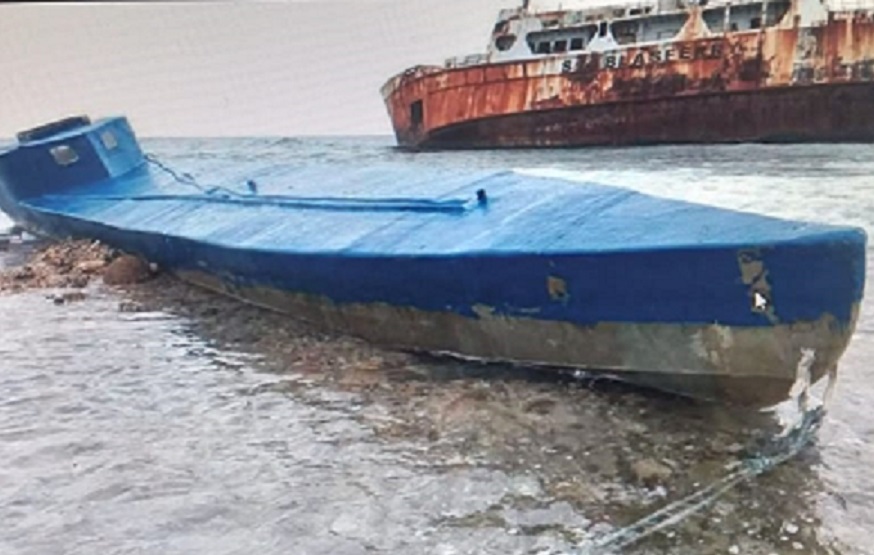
[18,205,865,406]
[0,116,866,406]
[180,268,856,406]
[411,82,874,150]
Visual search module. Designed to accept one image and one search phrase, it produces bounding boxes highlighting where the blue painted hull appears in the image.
[0,116,866,405]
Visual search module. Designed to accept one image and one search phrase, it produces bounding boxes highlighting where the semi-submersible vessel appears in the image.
[0,115,866,405]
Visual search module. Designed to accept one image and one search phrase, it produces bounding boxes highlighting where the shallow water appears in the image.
[0,139,872,554]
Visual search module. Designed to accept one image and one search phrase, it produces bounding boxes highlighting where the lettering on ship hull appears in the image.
[561,41,724,73]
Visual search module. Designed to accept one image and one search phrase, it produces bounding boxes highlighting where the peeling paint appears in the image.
[737,249,778,323]
[715,325,735,350]
[547,275,569,302]
[472,303,497,319]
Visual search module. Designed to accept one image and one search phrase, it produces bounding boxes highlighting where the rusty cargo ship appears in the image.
[381,0,874,149]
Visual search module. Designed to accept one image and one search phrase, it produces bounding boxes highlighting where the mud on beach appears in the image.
[0,238,845,554]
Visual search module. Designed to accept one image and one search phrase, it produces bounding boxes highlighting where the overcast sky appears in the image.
[0,1,541,137]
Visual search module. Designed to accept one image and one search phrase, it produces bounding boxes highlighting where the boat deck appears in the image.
[24,163,855,256]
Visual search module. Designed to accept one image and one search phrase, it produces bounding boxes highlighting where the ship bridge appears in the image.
[439,0,872,69]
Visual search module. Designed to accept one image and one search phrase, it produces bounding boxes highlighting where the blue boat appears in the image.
[0,115,866,406]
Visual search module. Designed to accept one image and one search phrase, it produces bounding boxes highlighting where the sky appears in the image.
[0,0,552,138]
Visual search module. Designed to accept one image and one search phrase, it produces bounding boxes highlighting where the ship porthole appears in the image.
[49,145,79,167]
[495,34,517,51]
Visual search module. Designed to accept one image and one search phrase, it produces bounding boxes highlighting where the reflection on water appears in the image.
[0,139,872,554]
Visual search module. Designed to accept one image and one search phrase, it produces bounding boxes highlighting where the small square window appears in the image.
[554,40,567,53]
[570,37,585,50]
[100,130,118,150]
[50,145,79,166]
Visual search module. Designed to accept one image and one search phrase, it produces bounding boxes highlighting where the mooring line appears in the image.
[569,349,830,554]
[141,154,486,212]
[144,153,244,198]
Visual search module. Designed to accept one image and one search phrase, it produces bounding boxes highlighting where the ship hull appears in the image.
[413,81,874,150]
[0,116,867,406]
[176,270,858,406]
[11,209,864,407]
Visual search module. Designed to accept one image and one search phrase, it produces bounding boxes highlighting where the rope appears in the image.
[143,153,244,197]
[141,154,487,212]
[570,349,831,554]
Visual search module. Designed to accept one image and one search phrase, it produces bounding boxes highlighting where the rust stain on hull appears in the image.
[382,14,874,149]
